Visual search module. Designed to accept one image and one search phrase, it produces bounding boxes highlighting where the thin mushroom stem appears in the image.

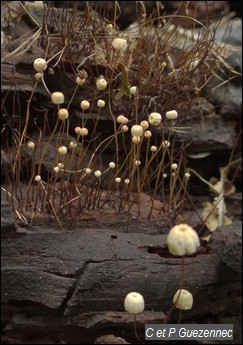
[133,314,141,342]
[178,309,182,324]
[180,255,185,289]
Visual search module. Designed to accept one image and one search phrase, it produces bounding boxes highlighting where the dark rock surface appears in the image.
[210,221,242,274]
[1,198,17,236]
[1,227,242,343]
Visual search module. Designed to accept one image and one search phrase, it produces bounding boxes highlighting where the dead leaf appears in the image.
[201,200,232,240]
[115,63,131,100]
[209,178,236,196]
